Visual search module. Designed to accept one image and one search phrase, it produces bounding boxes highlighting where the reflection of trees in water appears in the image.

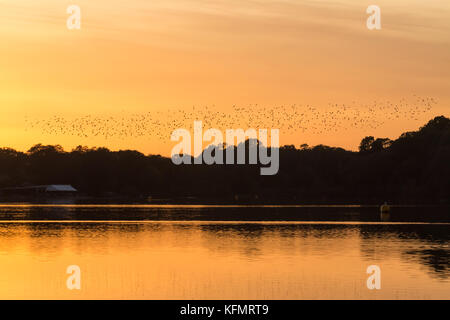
[404,249,449,280]
[197,223,361,259]
[0,222,146,256]
[3,222,364,259]
[16,206,166,221]
[1,206,446,223]
[5,206,78,221]
[199,223,358,237]
[359,224,449,279]
[2,221,447,279]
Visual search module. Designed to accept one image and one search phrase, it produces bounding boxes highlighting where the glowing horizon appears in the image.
[1,0,449,155]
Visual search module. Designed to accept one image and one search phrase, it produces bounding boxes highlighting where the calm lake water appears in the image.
[0,205,448,299]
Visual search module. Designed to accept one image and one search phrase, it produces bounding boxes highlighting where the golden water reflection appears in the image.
[0,221,448,299]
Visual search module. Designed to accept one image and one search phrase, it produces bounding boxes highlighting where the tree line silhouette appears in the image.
[0,116,449,204]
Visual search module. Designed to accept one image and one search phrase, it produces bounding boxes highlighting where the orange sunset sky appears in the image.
[0,0,449,156]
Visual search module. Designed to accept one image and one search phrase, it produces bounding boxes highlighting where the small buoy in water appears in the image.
[380,201,390,214]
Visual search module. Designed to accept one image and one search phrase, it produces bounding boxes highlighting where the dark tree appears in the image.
[0,116,448,204]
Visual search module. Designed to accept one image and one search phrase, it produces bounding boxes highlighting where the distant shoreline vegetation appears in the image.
[0,116,449,204]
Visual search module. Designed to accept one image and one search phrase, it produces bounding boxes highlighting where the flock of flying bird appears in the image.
[25,96,438,141]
